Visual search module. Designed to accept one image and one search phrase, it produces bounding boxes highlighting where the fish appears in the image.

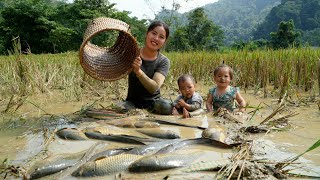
[86,108,126,120]
[155,138,234,155]
[84,125,133,135]
[84,131,159,144]
[72,154,143,177]
[128,152,202,172]
[155,138,206,154]
[56,127,88,140]
[182,159,230,172]
[126,139,182,155]
[146,116,208,129]
[136,128,180,139]
[103,117,161,128]
[134,121,161,128]
[28,151,85,179]
[53,142,108,179]
[201,127,227,143]
[89,147,134,161]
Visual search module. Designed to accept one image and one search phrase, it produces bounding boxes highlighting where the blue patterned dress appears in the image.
[209,86,240,112]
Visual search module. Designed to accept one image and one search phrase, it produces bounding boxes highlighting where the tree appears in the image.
[166,7,224,51]
[270,19,300,49]
[186,8,224,51]
[167,26,190,51]
[0,0,56,54]
[0,0,148,54]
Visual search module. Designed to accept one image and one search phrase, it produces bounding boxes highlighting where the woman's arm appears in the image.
[206,93,213,112]
[136,71,165,93]
[132,57,165,94]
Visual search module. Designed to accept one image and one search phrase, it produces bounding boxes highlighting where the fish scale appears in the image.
[72,154,143,177]
[182,159,230,172]
[129,152,203,172]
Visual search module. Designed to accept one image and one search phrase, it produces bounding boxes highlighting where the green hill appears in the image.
[156,0,281,45]
[203,0,280,44]
[253,0,320,46]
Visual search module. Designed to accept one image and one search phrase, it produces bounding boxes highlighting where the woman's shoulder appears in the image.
[157,53,169,62]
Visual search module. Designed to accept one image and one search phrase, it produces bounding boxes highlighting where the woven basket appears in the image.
[79,17,139,81]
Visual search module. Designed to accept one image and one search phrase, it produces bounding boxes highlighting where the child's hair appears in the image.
[177,74,195,85]
[213,64,234,80]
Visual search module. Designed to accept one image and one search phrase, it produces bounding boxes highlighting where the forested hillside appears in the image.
[1,0,320,54]
[202,0,281,44]
[157,0,281,45]
[253,0,320,46]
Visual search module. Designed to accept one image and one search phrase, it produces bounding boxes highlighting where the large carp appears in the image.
[56,127,88,140]
[89,147,134,161]
[201,126,227,143]
[85,108,126,119]
[129,152,202,172]
[28,151,85,179]
[136,128,180,139]
[104,117,161,128]
[126,139,182,155]
[155,138,233,155]
[72,154,143,177]
[84,131,159,144]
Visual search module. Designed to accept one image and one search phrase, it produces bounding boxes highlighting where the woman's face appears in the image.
[145,25,167,51]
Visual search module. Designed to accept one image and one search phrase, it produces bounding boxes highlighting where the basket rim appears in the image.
[79,18,139,81]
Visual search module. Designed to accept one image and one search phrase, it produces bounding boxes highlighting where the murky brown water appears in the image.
[0,90,319,179]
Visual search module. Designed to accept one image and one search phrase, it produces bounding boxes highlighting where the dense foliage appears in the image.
[165,8,224,51]
[203,0,281,45]
[0,0,319,54]
[253,0,320,46]
[0,0,147,54]
[157,0,281,45]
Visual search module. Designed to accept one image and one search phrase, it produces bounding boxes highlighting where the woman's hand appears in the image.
[132,57,142,77]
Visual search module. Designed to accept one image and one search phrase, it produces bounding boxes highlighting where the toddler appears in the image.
[172,74,204,118]
[206,64,246,114]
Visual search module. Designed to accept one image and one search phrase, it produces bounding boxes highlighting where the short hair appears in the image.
[147,21,170,40]
[177,74,195,85]
[213,64,234,80]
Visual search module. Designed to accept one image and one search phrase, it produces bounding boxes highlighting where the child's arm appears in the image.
[235,92,246,112]
[180,93,202,112]
[176,99,190,110]
[206,93,213,112]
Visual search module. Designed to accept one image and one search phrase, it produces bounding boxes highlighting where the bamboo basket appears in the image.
[79,17,139,81]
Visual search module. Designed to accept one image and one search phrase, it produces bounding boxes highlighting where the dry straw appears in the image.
[79,17,139,81]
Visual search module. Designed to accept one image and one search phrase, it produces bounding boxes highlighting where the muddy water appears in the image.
[0,91,319,179]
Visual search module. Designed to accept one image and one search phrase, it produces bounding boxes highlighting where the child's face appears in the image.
[178,79,195,99]
[214,67,231,88]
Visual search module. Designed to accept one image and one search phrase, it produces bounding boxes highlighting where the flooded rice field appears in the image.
[0,91,319,179]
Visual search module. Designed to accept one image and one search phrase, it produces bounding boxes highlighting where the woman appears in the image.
[118,21,172,115]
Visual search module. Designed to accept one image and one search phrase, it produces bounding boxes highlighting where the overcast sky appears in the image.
[109,0,218,20]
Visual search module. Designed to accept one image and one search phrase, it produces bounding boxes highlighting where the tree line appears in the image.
[0,0,147,54]
[0,0,303,55]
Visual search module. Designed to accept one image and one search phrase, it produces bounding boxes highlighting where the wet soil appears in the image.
[0,88,319,179]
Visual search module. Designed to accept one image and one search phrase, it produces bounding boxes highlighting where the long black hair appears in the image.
[147,21,170,40]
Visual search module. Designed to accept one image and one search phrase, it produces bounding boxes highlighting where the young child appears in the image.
[172,74,204,118]
[206,64,246,114]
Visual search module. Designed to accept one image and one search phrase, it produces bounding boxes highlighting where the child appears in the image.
[172,74,204,118]
[206,64,246,114]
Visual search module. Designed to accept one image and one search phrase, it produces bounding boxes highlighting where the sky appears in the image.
[109,0,218,20]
